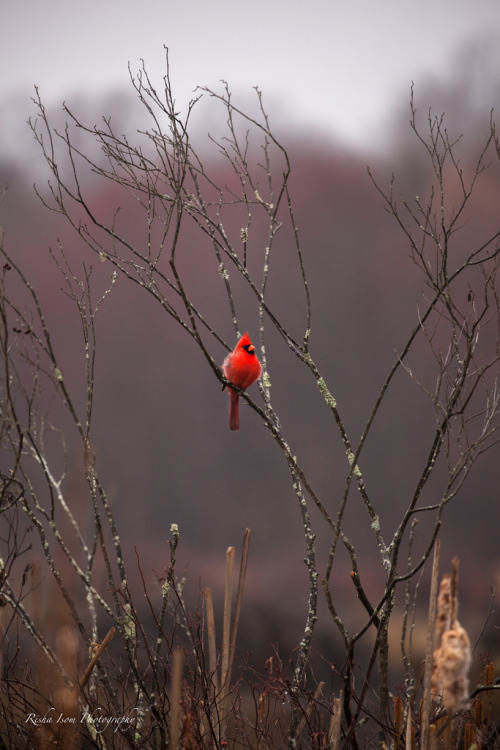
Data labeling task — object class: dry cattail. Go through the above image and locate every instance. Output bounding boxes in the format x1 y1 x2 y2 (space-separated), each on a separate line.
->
433 622 471 712
435 574 452 639
474 696 484 726
463 722 475 749
393 694 403 735
484 661 495 686
431 561 471 714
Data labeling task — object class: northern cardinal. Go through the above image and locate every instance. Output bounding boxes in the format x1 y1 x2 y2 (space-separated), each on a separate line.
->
222 331 261 431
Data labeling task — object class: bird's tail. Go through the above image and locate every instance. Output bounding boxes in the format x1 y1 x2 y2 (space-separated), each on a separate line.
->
228 388 240 431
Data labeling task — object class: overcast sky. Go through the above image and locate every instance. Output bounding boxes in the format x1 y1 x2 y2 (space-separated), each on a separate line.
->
1 0 500 154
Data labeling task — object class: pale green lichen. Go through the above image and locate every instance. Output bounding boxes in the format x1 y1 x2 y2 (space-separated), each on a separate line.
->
161 580 171 599
254 190 273 210
317 377 337 409
122 603 136 640
218 263 229 280
347 450 362 478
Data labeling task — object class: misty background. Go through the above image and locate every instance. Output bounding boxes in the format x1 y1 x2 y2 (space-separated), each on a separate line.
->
1 1 500 674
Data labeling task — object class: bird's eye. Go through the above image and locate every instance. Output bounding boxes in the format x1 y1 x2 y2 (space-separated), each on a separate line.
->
243 344 254 354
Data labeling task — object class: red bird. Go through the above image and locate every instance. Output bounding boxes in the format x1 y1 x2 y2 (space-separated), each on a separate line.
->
222 331 261 431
